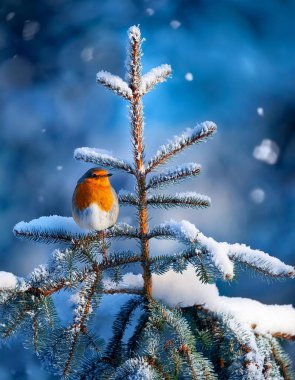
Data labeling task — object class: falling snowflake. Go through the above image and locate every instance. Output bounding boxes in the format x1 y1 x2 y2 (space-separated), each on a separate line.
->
81 47 94 62
253 139 279 165
22 20 40 41
185 72 193 81
56 165 63 171
257 107 264 117
170 20 181 29
250 188 265 204
6 12 15 21
146 8 155 16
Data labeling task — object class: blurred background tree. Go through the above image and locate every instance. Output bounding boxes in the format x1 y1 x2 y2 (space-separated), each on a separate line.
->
0 0 294 378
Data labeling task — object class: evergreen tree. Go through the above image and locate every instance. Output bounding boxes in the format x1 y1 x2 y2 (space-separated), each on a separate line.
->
1 25 294 379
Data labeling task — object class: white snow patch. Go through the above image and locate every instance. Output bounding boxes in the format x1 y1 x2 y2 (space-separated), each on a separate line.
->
104 273 143 290
153 265 219 307
0 271 17 290
253 139 279 165
212 296 295 336
110 265 295 336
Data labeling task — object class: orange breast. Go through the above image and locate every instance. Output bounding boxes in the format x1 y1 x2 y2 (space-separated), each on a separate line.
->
74 181 114 212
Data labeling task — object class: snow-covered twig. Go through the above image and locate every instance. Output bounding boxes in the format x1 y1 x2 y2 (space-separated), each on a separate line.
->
147 121 217 173
140 64 172 95
146 163 201 190
149 220 294 280
147 192 211 209
13 215 89 244
228 244 295 278
13 216 140 244
118 190 138 206
74 147 134 174
96 71 132 100
149 220 199 243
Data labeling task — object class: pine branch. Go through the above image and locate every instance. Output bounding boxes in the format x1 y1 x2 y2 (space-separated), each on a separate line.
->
118 190 139 206
64 270 102 378
96 70 132 100
193 305 264 379
13 215 88 244
127 25 152 298
147 192 211 209
110 357 163 380
106 223 140 239
270 338 294 380
140 64 172 95
256 335 283 379
148 220 198 244
146 121 217 174
14 217 140 244
74 147 134 174
106 297 143 365
146 163 201 190
102 288 143 295
228 246 295 279
149 301 216 379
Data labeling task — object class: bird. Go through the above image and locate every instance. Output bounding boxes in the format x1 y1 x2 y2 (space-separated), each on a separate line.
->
72 167 119 232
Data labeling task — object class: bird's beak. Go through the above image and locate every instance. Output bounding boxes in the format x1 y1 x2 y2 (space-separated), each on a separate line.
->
107 173 113 177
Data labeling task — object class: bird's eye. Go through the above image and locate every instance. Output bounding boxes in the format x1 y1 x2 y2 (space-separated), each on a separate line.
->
91 173 98 177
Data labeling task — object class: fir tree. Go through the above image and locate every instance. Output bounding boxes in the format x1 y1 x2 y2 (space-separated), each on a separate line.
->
1 25 294 379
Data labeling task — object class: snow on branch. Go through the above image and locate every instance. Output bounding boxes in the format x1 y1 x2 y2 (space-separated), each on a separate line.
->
140 64 172 95
0 271 18 290
197 233 295 280
96 71 132 100
13 216 140 244
151 266 295 338
128 25 141 42
74 148 134 174
147 192 211 209
146 163 201 190
149 220 294 280
227 244 295 278
106 223 140 240
118 189 138 206
146 121 217 173
13 216 88 244
112 266 295 337
111 357 160 379
149 220 199 243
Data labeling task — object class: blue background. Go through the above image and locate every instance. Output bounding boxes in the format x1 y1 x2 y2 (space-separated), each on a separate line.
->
0 0 294 377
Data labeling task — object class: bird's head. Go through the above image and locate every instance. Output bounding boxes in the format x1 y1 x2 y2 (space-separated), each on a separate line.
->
78 168 113 186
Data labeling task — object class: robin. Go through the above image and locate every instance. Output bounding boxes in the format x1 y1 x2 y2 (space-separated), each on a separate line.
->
72 167 119 232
